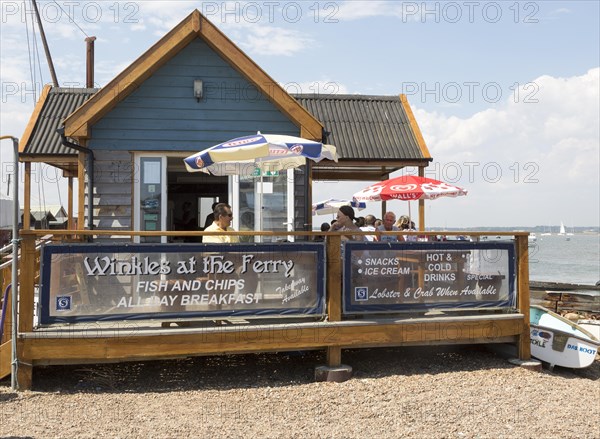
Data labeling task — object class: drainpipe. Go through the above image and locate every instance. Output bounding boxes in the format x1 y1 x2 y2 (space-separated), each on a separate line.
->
57 128 94 233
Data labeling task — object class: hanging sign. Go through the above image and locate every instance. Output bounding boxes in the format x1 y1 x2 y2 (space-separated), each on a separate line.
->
40 243 325 324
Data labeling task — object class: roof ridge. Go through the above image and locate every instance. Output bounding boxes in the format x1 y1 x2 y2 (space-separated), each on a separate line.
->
292 93 401 101
51 87 99 93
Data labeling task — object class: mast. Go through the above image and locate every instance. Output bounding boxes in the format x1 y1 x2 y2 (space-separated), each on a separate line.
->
31 0 59 87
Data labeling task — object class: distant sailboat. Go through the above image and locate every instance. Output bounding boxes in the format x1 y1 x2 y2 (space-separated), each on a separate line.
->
558 221 566 235
559 221 571 240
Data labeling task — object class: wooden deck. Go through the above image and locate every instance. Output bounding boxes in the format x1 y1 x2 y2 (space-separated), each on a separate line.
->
19 313 524 366
3 230 532 389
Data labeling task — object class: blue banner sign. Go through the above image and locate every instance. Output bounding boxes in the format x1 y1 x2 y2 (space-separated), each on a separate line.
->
343 241 516 313
40 243 325 324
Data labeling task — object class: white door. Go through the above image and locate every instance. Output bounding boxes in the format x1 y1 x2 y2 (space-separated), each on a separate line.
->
133 154 167 243
232 169 295 242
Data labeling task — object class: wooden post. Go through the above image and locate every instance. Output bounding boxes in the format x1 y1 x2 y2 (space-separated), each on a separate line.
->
516 235 531 360
77 152 86 230
0 264 12 357
23 162 31 230
326 234 342 366
16 233 36 389
418 167 425 231
68 176 74 230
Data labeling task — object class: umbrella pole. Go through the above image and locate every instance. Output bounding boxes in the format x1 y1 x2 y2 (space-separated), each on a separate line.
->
259 173 263 241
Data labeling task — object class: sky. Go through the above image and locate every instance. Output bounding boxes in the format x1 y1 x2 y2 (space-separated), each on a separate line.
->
0 0 599 228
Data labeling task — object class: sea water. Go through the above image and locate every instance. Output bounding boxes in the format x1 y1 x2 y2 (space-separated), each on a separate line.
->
528 234 600 286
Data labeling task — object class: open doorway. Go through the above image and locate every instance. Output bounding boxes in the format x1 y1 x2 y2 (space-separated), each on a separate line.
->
166 156 228 242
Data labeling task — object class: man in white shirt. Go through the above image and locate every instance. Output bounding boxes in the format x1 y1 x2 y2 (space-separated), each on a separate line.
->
376 211 403 242
360 214 377 241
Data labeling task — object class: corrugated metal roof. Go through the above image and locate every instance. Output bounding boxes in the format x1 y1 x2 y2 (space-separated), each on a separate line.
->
23 89 427 164
22 87 98 156
292 94 426 161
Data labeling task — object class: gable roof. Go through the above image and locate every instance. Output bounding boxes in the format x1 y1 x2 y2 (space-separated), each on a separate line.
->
63 10 323 141
20 86 98 156
21 88 433 180
294 94 432 180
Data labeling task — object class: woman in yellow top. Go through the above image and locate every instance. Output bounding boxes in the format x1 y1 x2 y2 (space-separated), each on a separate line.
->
203 203 239 243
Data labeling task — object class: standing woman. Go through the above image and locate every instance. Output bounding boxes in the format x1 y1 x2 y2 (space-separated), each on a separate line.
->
332 205 366 241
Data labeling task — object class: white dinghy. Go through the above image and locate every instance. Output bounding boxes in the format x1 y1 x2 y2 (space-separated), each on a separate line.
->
530 305 599 369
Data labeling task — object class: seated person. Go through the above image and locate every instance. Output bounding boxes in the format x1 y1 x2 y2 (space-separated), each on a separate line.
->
360 214 377 241
331 206 366 241
204 203 239 243
314 222 330 241
376 211 403 242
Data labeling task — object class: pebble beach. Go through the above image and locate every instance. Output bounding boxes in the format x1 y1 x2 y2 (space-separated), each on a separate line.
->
1 345 598 439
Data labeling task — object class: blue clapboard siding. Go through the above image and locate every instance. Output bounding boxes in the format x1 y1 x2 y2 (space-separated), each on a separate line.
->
88 39 299 151
87 150 132 236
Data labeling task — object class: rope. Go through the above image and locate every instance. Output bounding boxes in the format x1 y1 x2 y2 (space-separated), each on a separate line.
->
51 0 89 38
30 3 45 94
23 1 36 94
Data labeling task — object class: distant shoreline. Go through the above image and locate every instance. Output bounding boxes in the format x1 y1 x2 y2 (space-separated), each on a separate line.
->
530 280 600 292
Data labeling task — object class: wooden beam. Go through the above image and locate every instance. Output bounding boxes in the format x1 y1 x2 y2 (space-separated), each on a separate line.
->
68 176 74 230
307 162 313 231
18 84 51 153
64 13 198 139
326 235 342 322
21 316 525 363
314 159 428 168
0 261 11 341
0 341 11 380
516 235 531 360
20 229 530 239
19 155 78 163
312 170 394 181
23 162 31 230
17 234 36 389
418 167 425 231
400 94 432 159
77 152 86 230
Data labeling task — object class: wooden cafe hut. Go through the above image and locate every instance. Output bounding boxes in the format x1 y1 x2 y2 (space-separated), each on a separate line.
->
1 10 532 389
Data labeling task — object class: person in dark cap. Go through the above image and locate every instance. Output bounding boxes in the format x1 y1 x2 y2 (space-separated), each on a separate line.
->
331 205 365 241
314 222 330 242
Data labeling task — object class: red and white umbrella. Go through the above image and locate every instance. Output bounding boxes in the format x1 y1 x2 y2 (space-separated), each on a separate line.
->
353 175 467 202
353 176 467 223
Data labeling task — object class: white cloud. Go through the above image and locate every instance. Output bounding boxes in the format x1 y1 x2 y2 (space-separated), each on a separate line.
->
240 26 314 56
314 68 600 227
335 1 392 20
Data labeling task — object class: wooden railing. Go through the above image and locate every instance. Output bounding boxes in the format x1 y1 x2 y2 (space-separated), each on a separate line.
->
11 229 531 390
0 257 13 380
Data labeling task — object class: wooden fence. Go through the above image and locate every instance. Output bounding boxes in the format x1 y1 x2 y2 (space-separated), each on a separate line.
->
6 229 531 390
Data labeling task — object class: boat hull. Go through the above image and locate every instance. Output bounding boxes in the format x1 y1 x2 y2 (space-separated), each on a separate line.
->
577 320 600 340
530 306 599 369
